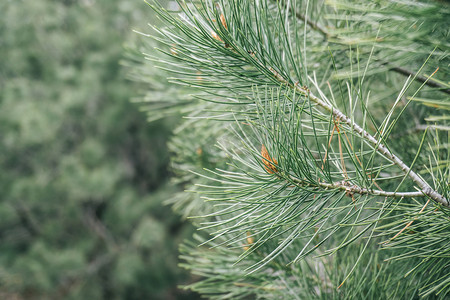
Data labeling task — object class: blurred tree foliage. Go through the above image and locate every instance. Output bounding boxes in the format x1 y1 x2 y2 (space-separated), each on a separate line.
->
0 0 197 299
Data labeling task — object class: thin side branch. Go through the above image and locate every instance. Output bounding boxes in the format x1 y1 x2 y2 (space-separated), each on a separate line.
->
293 11 328 39
289 175 425 199
388 65 450 94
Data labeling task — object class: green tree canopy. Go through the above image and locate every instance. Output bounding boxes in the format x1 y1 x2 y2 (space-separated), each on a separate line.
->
0 1 197 299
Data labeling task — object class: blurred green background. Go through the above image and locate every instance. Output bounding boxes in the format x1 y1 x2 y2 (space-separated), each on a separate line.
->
0 0 198 299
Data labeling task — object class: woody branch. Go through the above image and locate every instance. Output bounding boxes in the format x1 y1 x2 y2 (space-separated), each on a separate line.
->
267 67 448 206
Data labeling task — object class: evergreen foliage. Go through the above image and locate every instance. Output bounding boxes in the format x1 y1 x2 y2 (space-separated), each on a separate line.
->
0 1 197 299
136 0 449 298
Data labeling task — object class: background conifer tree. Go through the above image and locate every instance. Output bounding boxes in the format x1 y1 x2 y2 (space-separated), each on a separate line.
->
0 1 198 298
135 0 449 298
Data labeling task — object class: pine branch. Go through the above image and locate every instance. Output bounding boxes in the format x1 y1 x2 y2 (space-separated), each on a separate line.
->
266 67 448 206
297 87 448 206
143 1 450 298
262 61 450 207
288 175 425 199
150 0 448 206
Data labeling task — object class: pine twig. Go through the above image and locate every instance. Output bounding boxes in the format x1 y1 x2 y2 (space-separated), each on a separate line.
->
289 176 427 199
298 85 448 206
267 68 448 206
388 65 450 94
